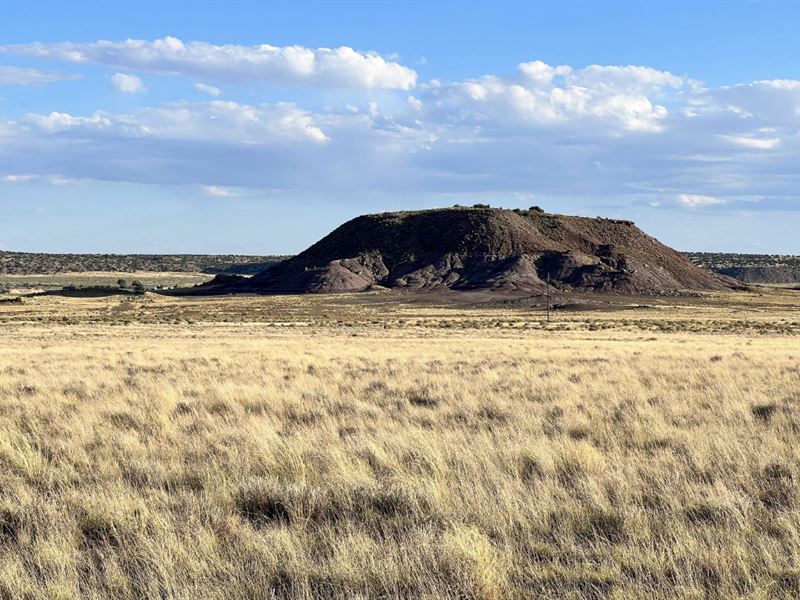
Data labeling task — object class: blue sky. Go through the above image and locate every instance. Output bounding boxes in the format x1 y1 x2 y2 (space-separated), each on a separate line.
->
1 0 799 254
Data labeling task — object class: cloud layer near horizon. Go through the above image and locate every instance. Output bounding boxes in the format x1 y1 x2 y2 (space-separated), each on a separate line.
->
1 38 799 214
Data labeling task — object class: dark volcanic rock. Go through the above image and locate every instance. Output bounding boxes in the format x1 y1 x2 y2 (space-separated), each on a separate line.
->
241 207 729 295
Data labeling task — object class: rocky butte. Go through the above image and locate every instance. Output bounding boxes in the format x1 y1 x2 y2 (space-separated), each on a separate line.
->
212 206 732 295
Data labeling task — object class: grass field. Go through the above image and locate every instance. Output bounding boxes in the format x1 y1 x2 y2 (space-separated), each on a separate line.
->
0 290 798 598
0 271 213 293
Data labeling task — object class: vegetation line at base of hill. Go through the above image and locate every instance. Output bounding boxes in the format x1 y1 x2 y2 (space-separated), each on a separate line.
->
0 252 289 275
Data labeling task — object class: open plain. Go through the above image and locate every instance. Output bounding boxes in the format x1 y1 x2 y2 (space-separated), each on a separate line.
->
0 288 798 598
6 2 800 597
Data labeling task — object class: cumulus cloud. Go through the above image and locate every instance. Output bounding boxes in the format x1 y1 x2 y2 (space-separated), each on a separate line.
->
25 111 113 132
0 100 345 192
518 60 572 84
110 72 146 93
424 60 686 132
690 79 800 124
22 100 330 144
194 82 221 96
406 96 423 111
0 65 78 85
575 64 686 92
1 37 417 90
1 56 800 214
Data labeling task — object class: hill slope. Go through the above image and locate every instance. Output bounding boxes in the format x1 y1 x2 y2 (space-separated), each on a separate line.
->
241 207 728 295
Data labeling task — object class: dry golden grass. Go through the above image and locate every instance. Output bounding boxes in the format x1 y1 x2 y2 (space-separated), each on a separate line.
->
0 292 798 598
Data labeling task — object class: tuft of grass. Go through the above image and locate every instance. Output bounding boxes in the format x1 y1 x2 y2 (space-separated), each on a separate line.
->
758 463 795 511
408 390 439 408
752 403 778 422
235 478 294 527
573 507 627 544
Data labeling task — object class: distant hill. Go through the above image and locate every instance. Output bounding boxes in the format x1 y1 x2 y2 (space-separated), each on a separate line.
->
686 252 800 284
227 207 730 295
0 252 289 275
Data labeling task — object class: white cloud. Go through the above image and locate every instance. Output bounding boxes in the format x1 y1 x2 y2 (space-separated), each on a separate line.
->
1 173 80 186
690 79 800 123
576 64 685 92
194 82 221 96
2 37 417 90
753 79 800 91
426 60 685 132
0 65 78 85
22 101 329 144
2 56 800 214
2 174 36 183
674 194 724 207
406 96 423 111
719 134 781 150
202 185 233 197
111 72 146 93
518 60 572 84
25 111 113 132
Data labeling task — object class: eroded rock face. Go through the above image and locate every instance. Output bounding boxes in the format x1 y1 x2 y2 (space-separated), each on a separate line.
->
242 207 729 295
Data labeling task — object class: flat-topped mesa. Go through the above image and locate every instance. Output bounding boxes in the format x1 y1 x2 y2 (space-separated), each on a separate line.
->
244 206 730 294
